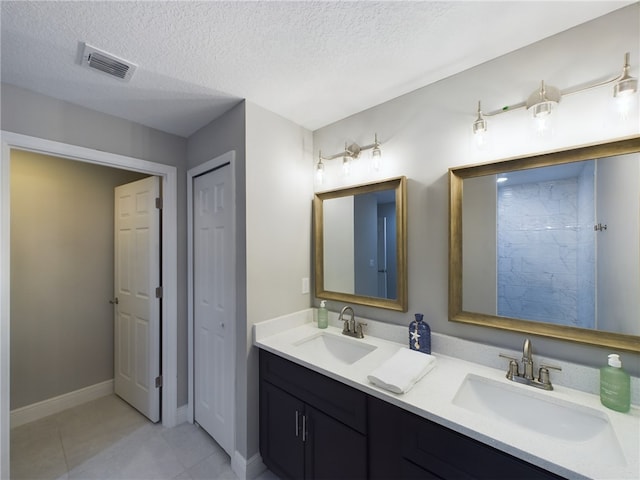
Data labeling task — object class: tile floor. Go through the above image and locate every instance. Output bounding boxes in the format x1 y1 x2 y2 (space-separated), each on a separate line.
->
10 395 279 480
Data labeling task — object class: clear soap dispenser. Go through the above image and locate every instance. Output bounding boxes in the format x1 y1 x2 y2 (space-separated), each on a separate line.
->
600 354 630 413
317 300 328 329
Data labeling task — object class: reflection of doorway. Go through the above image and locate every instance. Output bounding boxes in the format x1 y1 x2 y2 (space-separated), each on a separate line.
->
354 192 397 300
1 132 180 478
377 216 388 298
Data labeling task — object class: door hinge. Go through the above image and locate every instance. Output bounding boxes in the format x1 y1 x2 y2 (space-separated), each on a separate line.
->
155 197 163 209
155 286 163 298
155 376 163 388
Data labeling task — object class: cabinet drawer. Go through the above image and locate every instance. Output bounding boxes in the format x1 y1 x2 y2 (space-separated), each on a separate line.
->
259 349 367 433
401 410 564 480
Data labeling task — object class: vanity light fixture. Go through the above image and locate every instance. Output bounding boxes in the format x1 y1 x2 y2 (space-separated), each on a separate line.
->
315 152 325 184
613 52 638 118
371 134 382 172
614 52 638 98
315 134 382 184
473 52 638 140
526 80 561 134
342 142 352 176
472 101 488 146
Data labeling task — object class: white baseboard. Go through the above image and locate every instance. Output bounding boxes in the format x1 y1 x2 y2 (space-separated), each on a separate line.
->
10 379 114 429
232 451 266 480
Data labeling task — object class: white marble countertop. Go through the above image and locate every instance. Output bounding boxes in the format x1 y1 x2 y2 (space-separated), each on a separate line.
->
254 309 640 480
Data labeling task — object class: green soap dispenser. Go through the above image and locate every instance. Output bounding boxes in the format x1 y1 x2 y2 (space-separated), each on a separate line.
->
317 300 328 329
600 354 630 413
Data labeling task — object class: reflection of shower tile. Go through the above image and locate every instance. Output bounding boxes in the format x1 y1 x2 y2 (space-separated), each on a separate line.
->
497 175 586 324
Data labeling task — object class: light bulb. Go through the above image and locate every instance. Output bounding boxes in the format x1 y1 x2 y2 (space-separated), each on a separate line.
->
472 101 488 147
315 161 324 184
342 155 351 176
612 53 638 120
473 127 487 147
371 146 382 172
615 96 633 120
532 101 556 135
613 78 638 120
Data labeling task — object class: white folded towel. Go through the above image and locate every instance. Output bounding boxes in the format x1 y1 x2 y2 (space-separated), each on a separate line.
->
367 348 436 394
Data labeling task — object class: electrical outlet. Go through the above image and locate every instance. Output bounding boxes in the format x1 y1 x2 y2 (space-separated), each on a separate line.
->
302 277 310 294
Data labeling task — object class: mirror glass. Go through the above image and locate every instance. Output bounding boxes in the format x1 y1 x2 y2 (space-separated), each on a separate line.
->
314 177 407 311
450 137 640 352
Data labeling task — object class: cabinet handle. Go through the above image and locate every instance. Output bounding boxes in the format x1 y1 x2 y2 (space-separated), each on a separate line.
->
295 410 300 437
302 414 307 442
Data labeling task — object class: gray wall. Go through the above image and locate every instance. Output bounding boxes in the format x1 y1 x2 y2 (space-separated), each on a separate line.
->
245 101 313 460
10 151 146 408
313 5 640 376
1 84 186 165
187 101 249 456
1 83 190 405
187 100 314 463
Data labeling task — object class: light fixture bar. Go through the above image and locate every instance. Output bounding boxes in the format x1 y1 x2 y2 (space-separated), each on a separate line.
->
481 52 637 117
319 136 380 162
316 134 382 183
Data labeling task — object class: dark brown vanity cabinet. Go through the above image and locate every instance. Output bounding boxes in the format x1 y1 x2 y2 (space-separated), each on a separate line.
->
259 350 367 479
260 349 565 480
368 395 565 480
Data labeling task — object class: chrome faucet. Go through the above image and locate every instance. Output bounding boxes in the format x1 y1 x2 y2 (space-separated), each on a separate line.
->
522 338 534 380
499 338 561 391
339 305 366 339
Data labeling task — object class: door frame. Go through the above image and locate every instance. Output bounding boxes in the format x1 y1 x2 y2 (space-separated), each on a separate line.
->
186 150 237 429
0 131 179 478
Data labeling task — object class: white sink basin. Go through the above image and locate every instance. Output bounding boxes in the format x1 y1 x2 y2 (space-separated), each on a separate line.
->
293 332 377 365
453 374 625 463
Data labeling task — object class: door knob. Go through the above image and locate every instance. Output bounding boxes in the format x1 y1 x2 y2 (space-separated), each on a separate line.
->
109 298 119 305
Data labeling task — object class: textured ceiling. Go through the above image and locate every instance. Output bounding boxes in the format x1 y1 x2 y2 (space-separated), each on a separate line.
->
1 1 632 137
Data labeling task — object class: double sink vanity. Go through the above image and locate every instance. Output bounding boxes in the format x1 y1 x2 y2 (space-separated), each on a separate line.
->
256 136 640 479
254 309 639 479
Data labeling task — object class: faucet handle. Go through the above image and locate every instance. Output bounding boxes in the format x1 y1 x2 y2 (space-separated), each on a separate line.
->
499 353 520 380
539 363 562 371
355 322 367 339
538 363 561 387
342 319 350 334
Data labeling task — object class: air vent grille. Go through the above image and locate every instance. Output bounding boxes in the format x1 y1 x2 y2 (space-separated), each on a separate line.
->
87 51 130 79
80 43 137 82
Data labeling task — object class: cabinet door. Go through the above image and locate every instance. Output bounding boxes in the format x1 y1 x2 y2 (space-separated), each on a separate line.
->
260 382 305 480
368 395 403 478
305 405 367 480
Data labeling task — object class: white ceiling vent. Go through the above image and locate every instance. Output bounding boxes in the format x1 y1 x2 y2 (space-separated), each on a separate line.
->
80 43 137 82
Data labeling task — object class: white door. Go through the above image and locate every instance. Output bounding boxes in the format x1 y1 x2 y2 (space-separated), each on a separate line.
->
193 164 235 456
114 176 161 422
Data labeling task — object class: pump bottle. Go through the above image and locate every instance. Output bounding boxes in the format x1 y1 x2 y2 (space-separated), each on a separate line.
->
600 353 630 413
317 300 328 329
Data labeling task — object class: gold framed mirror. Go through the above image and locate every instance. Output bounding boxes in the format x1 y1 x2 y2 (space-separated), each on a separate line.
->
449 135 640 352
314 176 407 311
